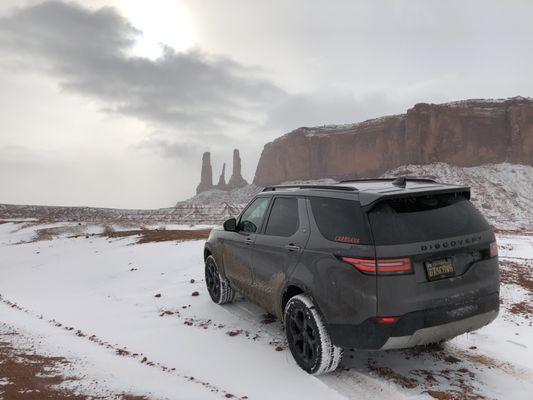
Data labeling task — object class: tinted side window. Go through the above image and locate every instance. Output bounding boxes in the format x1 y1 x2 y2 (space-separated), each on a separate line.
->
239 197 270 233
265 197 299 237
309 197 371 244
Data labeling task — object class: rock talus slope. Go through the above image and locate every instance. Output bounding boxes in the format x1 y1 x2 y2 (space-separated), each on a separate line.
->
382 163 533 230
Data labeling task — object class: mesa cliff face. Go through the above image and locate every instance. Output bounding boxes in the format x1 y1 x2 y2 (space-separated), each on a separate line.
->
253 97 533 185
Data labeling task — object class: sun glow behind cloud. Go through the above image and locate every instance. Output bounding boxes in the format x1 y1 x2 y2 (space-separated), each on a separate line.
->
117 0 195 59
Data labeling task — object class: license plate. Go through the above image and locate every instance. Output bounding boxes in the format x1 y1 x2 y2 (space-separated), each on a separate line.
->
425 258 455 281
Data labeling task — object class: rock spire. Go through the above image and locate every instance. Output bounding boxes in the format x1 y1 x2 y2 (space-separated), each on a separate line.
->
227 149 249 189
217 163 227 188
196 149 249 194
196 152 213 194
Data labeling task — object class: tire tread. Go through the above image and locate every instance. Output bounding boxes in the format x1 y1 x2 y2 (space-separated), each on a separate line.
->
284 294 343 375
206 255 235 305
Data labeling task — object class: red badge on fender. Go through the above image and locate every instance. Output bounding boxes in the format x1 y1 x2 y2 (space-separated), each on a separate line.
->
335 236 360 244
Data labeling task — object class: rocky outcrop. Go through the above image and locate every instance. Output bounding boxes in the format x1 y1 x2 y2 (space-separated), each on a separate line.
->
196 149 248 193
217 163 227 189
227 149 249 189
253 97 533 186
196 152 213 194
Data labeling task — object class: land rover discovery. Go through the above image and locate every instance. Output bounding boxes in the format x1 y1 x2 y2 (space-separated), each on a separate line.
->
203 178 499 375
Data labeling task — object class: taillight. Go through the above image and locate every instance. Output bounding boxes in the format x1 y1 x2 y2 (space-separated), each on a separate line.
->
489 242 498 258
340 257 412 275
373 316 400 324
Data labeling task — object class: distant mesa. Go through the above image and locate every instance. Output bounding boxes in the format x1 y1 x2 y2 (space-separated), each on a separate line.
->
253 96 533 186
196 149 249 194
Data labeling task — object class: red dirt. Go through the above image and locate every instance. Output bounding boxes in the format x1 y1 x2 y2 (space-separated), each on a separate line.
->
101 228 211 244
426 389 484 400
499 260 533 292
493 228 533 236
509 300 533 318
455 349 533 381
444 355 461 364
367 362 419 389
0 296 245 399
0 325 147 400
427 390 456 400
20 225 212 245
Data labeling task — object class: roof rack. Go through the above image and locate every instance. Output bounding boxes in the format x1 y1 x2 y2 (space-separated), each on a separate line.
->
339 177 437 184
262 185 356 192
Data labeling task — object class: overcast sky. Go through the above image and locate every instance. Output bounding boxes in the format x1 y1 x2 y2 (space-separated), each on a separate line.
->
1 0 532 208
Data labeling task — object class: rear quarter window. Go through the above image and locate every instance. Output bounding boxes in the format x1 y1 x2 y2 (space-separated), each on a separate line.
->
309 197 371 244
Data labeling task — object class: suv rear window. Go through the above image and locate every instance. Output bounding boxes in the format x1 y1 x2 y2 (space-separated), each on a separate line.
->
309 197 371 244
368 194 490 245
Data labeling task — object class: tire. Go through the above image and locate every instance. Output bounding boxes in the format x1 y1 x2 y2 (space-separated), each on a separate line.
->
205 255 235 305
284 294 343 375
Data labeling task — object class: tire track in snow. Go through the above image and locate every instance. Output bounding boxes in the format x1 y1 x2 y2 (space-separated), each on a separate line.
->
320 369 410 400
453 346 533 381
159 295 288 350
0 293 248 400
159 297 414 399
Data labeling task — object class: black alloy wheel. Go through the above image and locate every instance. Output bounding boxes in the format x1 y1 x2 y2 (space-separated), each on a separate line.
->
284 294 343 375
205 257 221 302
288 307 319 366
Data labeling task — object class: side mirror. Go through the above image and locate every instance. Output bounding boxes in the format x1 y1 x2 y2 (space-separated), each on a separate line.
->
239 220 257 233
223 217 237 232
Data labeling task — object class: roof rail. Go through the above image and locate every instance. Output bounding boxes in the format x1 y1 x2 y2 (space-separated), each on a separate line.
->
339 177 437 184
262 185 356 192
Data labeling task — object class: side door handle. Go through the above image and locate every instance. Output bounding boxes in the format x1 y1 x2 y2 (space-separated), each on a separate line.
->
285 243 300 252
245 237 253 245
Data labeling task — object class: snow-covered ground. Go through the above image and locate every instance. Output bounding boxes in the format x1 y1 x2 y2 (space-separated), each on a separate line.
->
0 220 532 399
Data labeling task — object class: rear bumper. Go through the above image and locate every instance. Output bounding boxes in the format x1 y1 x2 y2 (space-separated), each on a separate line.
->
327 291 499 349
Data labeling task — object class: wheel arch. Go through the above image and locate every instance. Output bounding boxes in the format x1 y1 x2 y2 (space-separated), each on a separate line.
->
281 284 305 315
281 281 330 324
203 244 230 281
204 246 212 261
281 282 323 320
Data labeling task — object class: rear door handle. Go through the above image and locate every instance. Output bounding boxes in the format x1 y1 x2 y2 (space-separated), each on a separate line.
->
285 244 300 252
245 237 253 245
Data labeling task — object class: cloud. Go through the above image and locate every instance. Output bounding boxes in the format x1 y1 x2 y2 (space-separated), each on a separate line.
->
137 137 198 160
0 1 410 160
262 90 404 133
0 1 286 137
0 145 45 168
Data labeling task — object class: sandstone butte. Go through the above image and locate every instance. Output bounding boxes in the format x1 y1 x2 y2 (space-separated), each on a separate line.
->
253 96 533 186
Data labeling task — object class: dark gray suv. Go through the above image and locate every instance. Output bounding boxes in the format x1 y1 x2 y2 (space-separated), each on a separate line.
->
203 178 500 375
